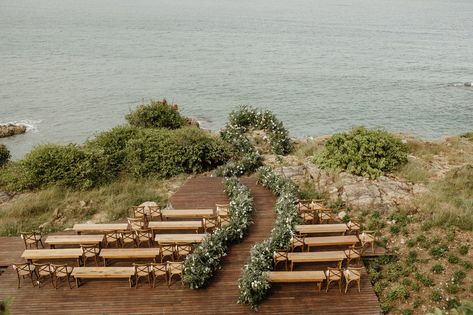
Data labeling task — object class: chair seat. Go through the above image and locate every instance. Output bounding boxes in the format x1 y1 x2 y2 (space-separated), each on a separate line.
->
344 269 361 281
325 270 341 280
17 270 32 276
154 270 166 276
83 253 97 258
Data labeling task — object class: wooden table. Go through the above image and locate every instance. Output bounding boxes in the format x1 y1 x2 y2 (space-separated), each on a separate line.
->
45 235 104 248
148 221 202 233
72 267 135 287
295 224 348 235
22 249 83 265
161 209 214 220
288 251 347 270
100 248 160 266
267 271 327 291
155 233 206 244
304 235 359 251
73 224 128 234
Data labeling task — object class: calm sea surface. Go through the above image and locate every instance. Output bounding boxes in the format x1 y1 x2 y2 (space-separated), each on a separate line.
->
1 0 472 158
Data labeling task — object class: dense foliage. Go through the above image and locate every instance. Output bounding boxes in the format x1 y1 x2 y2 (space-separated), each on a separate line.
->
314 126 408 178
125 99 188 129
183 177 254 288
0 144 10 167
238 166 300 309
126 127 230 178
217 106 292 176
19 144 114 190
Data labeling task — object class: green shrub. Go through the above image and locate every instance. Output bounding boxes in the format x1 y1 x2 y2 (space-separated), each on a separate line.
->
430 245 449 258
314 126 408 178
448 255 460 264
415 272 434 287
431 264 445 274
20 144 114 190
85 125 140 174
390 225 401 235
452 270 466 284
458 244 469 256
413 299 422 308
407 250 418 264
445 281 460 294
126 127 230 178
462 261 472 270
387 285 410 301
0 144 10 167
125 99 187 129
431 289 442 302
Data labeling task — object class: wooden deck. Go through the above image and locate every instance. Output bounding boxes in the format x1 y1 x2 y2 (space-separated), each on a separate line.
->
0 176 381 314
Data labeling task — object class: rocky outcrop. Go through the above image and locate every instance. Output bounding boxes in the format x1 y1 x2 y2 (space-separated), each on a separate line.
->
0 124 27 138
270 159 427 209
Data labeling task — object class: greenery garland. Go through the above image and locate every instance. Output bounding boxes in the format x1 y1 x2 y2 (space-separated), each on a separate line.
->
183 177 255 288
238 166 300 309
216 106 292 177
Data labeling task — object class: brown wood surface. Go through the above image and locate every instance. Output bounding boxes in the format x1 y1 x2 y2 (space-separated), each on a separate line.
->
100 248 160 259
45 235 104 246
21 248 83 260
295 224 348 234
268 271 326 282
72 267 135 278
148 221 202 232
0 176 381 314
73 223 129 233
154 233 206 244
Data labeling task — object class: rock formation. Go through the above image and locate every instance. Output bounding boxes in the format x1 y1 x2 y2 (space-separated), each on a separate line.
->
0 124 27 138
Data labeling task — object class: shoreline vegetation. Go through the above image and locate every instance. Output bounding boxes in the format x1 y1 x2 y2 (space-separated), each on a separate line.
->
0 101 472 314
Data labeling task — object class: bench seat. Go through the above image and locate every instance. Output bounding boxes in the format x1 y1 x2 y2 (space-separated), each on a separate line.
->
72 267 135 287
267 271 326 290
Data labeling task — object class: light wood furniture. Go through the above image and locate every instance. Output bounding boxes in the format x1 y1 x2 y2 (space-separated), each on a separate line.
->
51 264 74 289
174 243 193 261
215 203 229 217
81 245 101 266
359 231 376 253
135 229 154 247
73 224 128 234
22 249 83 265
133 263 153 288
151 263 167 287
20 232 44 249
104 231 121 248
159 243 175 263
325 267 342 292
346 221 361 235
288 251 346 271
304 235 359 251
203 216 219 233
290 234 305 252
72 267 135 287
167 261 184 287
267 271 327 291
45 235 104 249
161 209 215 220
219 215 231 227
148 221 202 233
100 248 160 266
344 246 362 267
155 234 206 245
120 230 136 248
295 224 349 235
344 267 363 293
34 263 54 288
12 263 36 288
273 251 289 270
128 217 147 230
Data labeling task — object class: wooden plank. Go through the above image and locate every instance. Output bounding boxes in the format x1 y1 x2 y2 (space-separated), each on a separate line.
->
100 248 160 259
148 221 202 232
73 224 128 233
268 271 326 282
288 251 346 270
45 235 104 247
21 249 82 260
161 209 215 219
72 267 134 279
154 234 206 244
295 224 348 234
304 235 359 251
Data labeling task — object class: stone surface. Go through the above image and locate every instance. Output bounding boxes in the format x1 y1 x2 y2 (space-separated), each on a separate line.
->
0 124 27 138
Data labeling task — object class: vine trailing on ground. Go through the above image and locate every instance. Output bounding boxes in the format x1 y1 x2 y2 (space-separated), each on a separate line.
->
238 166 300 309
183 177 255 288
216 106 292 177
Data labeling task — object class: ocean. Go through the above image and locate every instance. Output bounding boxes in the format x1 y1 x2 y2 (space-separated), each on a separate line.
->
1 0 472 159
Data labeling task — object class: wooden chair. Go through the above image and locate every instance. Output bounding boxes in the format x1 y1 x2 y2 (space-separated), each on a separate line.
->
290 234 305 252
297 200 313 212
359 231 376 254
318 208 334 224
346 221 361 235
132 206 149 224
203 216 219 233
174 243 193 261
167 261 184 287
151 263 167 287
325 267 343 292
80 244 101 266
133 263 153 288
128 217 147 230
273 250 289 271
215 203 230 217
105 231 121 248
159 243 175 262
344 246 362 267
12 263 36 288
343 267 363 293
20 232 44 249
135 229 154 248
299 210 318 224
51 264 74 289
34 263 54 288
218 215 231 227
148 205 162 221
120 230 137 248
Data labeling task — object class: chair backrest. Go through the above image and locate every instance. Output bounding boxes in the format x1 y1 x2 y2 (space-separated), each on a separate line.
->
51 264 73 277
81 244 100 256
34 263 52 276
133 263 151 276
148 205 162 216
151 263 167 274
128 217 146 230
345 267 363 280
291 234 305 244
105 231 121 242
20 232 40 247
175 243 193 256
297 200 312 212
203 216 219 230
167 262 183 274
120 230 136 243
12 262 35 274
135 228 153 239
326 267 342 280
215 203 229 217
133 206 147 218
218 215 231 227
273 250 288 261
360 231 375 245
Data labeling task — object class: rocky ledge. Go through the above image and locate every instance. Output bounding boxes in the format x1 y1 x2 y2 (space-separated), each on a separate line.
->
0 124 27 138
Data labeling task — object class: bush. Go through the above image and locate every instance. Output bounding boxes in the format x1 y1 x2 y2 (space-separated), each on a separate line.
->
125 99 187 129
387 285 410 301
20 144 114 190
458 244 469 256
314 127 408 179
85 125 140 174
126 127 230 178
0 144 10 167
431 264 445 274
431 289 442 302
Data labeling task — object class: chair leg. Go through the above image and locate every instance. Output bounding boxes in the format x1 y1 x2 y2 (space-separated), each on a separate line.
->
148 274 152 288
339 280 342 293
67 276 73 289
325 280 330 293
345 280 349 293
17 274 21 288
358 280 361 293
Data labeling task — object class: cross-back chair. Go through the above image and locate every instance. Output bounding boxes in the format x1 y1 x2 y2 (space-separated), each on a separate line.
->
51 264 74 289
80 244 101 266
167 261 184 287
20 232 44 249
12 263 36 288
325 267 343 292
344 267 363 293
133 263 153 288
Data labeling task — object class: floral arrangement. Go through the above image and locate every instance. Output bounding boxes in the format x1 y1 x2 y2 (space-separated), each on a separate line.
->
238 166 300 309
183 177 255 288
216 106 292 176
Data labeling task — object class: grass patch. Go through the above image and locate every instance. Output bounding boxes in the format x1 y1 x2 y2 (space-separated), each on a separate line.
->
395 158 432 183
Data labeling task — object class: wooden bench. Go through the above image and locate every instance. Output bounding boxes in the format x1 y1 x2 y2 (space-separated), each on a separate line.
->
45 235 104 248
295 224 349 235
148 221 202 233
72 267 135 287
100 248 160 266
73 224 129 234
161 209 215 220
22 249 83 265
304 235 359 251
267 271 327 291
288 251 346 271
155 233 206 244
